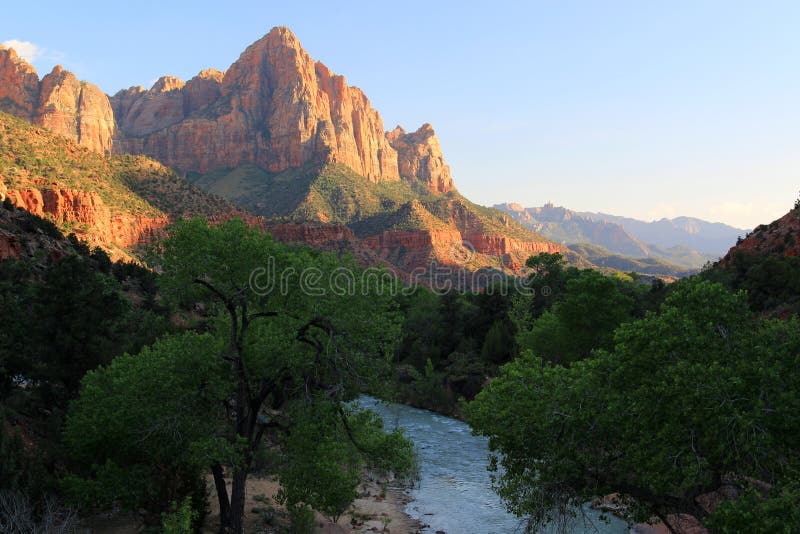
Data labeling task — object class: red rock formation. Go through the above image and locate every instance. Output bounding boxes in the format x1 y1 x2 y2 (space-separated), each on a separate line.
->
111 27 405 182
0 46 39 118
6 187 168 250
465 233 562 257
184 69 224 113
387 124 455 194
723 209 800 260
0 48 114 153
112 76 187 137
2 30 458 196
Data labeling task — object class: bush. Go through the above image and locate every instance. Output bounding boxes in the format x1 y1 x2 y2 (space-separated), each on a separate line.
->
161 497 198 534
287 503 316 534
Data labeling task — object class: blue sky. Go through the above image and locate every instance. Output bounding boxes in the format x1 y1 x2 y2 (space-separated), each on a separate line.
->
3 1 799 229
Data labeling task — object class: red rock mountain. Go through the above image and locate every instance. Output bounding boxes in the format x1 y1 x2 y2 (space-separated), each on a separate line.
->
110 27 453 193
0 28 565 277
0 46 114 153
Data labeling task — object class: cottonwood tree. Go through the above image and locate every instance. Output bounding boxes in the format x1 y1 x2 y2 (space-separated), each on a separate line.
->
468 280 800 532
66 219 414 533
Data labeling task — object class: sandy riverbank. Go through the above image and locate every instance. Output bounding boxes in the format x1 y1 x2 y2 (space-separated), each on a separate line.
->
203 474 424 533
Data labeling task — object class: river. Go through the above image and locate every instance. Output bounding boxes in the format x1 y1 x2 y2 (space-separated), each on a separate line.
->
357 396 629 534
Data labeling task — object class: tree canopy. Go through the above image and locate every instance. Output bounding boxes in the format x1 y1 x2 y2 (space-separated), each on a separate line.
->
468 279 800 531
64 218 415 532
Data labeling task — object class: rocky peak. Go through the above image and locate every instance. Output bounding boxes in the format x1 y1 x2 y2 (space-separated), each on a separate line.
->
0 45 40 119
35 65 115 153
2 27 460 196
387 123 455 194
151 75 185 93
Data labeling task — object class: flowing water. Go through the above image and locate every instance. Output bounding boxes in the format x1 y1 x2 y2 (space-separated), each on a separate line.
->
357 396 629 534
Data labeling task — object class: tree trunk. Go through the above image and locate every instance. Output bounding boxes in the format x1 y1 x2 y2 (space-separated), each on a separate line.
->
211 463 231 532
230 468 248 534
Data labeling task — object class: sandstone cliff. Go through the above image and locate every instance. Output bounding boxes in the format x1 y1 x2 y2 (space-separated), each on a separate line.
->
1 29 457 195
387 124 455 194
108 27 458 194
0 46 114 153
5 187 167 249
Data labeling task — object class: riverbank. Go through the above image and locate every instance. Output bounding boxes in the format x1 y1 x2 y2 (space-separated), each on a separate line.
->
203 474 423 533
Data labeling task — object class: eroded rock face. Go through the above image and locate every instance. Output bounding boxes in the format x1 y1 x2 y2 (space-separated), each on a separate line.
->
387 124 455 194
36 66 115 154
0 48 115 153
2 30 458 195
111 76 187 137
112 27 404 181
723 210 800 260
0 46 40 118
6 187 168 250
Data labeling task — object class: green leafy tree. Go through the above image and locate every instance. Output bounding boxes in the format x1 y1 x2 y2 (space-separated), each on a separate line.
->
63 332 230 526
518 270 635 364
468 280 800 531
147 218 409 532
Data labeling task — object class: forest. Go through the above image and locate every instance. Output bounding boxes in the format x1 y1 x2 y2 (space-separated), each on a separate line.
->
2 199 799 533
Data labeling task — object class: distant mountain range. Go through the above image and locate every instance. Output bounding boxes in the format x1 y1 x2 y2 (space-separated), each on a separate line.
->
495 202 748 272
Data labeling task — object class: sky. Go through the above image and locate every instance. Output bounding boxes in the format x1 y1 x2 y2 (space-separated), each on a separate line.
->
3 1 799 229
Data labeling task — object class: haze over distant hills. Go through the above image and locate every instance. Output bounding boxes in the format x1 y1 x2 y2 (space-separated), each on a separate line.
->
496 202 748 272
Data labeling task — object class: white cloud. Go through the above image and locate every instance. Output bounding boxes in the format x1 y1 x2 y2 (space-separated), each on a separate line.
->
1 39 45 63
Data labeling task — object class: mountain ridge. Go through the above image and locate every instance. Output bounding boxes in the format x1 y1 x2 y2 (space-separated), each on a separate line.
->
496 202 741 271
0 27 567 279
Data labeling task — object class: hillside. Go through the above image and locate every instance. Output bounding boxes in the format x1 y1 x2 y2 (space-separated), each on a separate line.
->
0 112 251 258
192 162 565 274
700 202 800 316
722 206 800 259
567 243 696 278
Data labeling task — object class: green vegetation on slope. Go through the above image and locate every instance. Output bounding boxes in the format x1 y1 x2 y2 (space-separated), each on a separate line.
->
190 162 555 244
0 112 159 217
0 112 245 252
568 242 696 278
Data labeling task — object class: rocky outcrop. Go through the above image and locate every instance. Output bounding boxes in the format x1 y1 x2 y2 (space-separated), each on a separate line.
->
35 66 115 153
723 209 800 260
387 124 455 194
2 30 458 195
184 69 224 113
109 27 461 191
111 76 187 137
0 46 39 118
0 47 114 153
5 187 168 250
